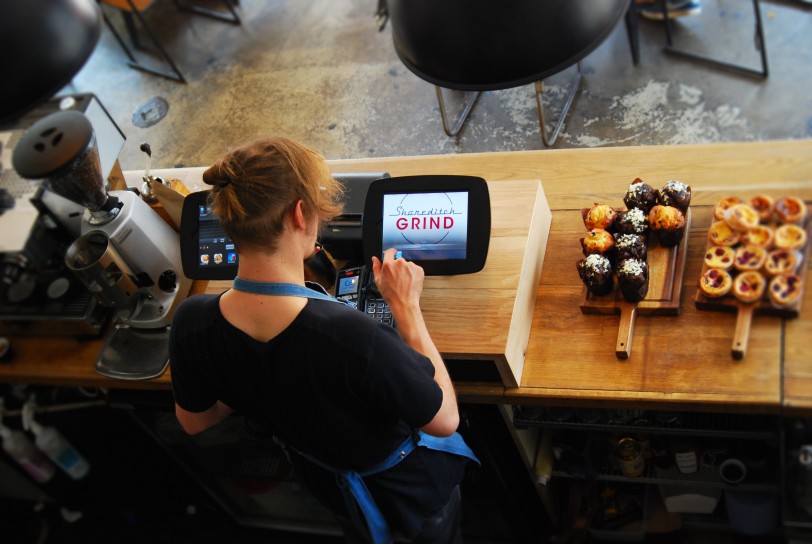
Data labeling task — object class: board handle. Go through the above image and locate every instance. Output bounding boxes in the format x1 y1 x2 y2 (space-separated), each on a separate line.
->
616 302 638 359
732 303 756 360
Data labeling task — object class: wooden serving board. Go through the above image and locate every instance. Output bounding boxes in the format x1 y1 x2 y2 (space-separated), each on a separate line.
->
695 215 811 360
580 208 692 359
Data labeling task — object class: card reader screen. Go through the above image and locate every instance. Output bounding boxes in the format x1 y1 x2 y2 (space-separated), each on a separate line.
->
381 192 468 261
337 275 359 296
198 204 237 269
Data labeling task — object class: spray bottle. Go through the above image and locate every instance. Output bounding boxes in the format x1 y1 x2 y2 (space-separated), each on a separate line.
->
23 402 90 480
0 400 56 483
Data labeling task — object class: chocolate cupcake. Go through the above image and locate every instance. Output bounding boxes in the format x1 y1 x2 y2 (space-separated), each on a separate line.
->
617 258 649 303
648 205 686 247
581 229 616 260
614 233 647 261
615 208 649 236
577 254 614 296
623 178 658 213
657 180 691 212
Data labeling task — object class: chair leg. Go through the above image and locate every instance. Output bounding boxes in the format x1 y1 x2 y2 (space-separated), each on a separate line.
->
171 0 241 24
661 0 768 79
625 5 640 66
115 0 187 82
535 61 582 147
435 87 481 137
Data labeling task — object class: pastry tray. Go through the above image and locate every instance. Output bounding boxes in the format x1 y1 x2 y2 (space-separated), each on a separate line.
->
694 214 811 360
580 208 691 359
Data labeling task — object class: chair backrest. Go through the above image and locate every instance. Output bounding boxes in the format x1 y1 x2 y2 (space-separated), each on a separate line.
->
388 0 629 91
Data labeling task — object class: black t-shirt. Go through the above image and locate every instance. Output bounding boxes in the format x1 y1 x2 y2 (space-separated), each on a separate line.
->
170 293 442 469
170 293 470 536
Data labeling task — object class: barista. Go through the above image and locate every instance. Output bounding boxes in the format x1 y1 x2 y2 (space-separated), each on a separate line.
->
169 136 478 543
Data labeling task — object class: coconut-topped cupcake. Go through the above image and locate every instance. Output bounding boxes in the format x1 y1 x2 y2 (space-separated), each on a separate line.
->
577 254 614 296
617 258 649 302
657 180 691 212
615 208 649 236
623 178 658 213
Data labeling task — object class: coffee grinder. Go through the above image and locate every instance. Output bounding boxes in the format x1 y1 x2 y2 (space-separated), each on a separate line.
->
12 110 192 379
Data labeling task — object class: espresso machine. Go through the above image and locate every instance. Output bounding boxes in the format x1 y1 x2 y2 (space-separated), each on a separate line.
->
12 110 192 379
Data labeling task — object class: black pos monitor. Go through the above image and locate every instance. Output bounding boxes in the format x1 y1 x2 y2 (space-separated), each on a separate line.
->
362 175 490 276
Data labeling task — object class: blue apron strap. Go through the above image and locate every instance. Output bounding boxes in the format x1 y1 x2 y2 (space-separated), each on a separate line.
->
416 431 481 466
232 277 341 303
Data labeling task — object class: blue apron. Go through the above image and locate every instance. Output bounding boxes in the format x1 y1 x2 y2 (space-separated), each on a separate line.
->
232 277 480 544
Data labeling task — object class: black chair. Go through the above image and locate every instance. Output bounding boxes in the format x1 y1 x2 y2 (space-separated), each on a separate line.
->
381 0 630 146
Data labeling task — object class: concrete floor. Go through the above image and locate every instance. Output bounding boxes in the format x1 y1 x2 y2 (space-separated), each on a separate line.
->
63 0 812 175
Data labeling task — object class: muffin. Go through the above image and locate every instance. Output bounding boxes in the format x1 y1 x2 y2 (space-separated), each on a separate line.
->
583 204 617 231
764 249 800 276
704 246 735 270
733 244 767 272
577 254 614 296
774 224 808 251
774 196 808 224
617 258 649 302
708 220 741 247
741 225 774 249
724 204 760 232
768 274 803 307
749 194 774 222
581 229 616 259
732 271 767 303
713 197 743 221
648 205 686 247
699 268 733 298
657 180 691 212
623 178 658 213
615 208 649 236
614 233 647 261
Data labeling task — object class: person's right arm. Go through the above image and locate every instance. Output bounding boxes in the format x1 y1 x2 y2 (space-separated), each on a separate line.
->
371 249 459 437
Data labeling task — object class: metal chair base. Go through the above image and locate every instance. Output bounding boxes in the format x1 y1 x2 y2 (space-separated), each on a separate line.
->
660 0 768 79
434 60 583 147
172 0 241 24
435 88 481 137
101 1 186 83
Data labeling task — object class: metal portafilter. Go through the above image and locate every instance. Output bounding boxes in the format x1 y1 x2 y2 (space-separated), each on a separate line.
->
65 231 139 320
12 110 120 224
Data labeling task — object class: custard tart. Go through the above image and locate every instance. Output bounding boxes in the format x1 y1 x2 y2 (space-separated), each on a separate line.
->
704 246 735 270
708 220 741 247
699 268 733 298
713 196 743 221
774 224 808 251
741 225 774 249
724 204 760 232
768 274 803 307
749 194 774 222
774 196 808 224
764 249 799 276
733 245 767 272
732 271 766 303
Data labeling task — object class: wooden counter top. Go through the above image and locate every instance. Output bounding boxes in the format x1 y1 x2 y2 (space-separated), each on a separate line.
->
1 140 810 412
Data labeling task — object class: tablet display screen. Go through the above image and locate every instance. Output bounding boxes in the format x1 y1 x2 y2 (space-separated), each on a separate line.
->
382 191 469 261
197 203 238 270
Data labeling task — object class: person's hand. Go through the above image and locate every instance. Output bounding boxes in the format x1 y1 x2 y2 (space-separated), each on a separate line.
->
370 248 424 312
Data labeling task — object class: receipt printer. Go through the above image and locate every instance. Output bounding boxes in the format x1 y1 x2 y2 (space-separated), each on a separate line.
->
321 172 389 260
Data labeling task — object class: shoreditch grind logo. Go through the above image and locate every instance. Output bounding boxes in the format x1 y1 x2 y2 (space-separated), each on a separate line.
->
385 192 468 248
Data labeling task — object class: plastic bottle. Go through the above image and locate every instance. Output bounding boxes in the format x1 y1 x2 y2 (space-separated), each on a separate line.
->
0 422 56 483
25 409 90 481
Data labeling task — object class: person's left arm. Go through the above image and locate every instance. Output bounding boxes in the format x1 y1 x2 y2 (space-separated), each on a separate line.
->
175 401 233 435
